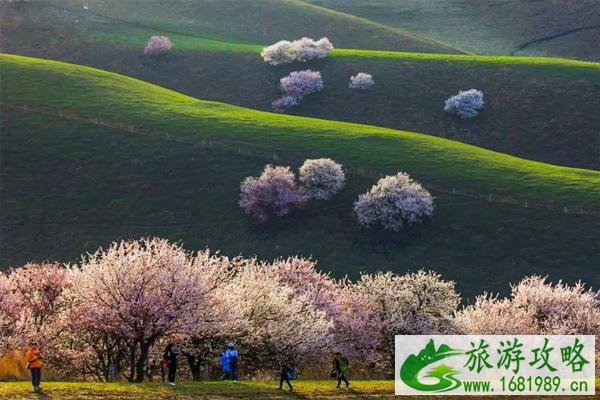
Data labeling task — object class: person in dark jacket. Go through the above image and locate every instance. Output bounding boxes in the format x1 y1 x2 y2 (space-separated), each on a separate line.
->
278 360 295 391
163 343 179 386
333 352 350 388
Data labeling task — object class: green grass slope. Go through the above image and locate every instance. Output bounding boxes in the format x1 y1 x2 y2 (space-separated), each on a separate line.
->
1 54 599 298
304 0 600 61
2 0 599 169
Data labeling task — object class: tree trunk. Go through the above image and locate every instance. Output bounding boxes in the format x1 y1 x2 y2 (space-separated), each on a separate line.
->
134 342 151 383
187 354 202 381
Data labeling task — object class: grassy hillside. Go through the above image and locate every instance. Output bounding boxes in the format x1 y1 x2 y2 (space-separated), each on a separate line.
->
1 54 599 298
2 1 599 169
304 0 600 61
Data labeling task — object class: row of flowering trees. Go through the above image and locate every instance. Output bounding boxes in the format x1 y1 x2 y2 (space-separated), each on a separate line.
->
239 161 434 231
1 238 598 381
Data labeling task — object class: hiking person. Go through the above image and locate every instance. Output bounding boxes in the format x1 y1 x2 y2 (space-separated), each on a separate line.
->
162 343 179 386
219 350 231 380
24 341 44 392
278 360 295 391
333 352 350 388
223 343 239 382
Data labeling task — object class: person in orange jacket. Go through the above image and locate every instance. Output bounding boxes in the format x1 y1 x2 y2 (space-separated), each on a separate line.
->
24 341 44 392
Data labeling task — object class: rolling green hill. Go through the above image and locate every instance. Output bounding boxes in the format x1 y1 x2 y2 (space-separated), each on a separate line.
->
1 54 599 298
304 0 600 61
2 0 599 169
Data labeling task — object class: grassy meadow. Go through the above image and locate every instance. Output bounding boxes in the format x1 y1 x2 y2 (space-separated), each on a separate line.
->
1 54 598 298
305 0 600 60
1 380 600 400
1 1 599 169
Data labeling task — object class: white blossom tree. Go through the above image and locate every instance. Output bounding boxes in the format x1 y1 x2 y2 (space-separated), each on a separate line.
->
299 158 345 200
349 270 460 374
261 37 333 65
354 172 434 231
444 89 484 118
349 73 374 90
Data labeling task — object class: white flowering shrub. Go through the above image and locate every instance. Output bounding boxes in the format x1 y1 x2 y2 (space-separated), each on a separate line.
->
354 172 434 231
271 96 299 113
261 37 334 65
260 40 298 66
299 158 345 200
444 89 484 119
280 70 323 99
349 73 374 90
143 36 173 55
239 165 308 223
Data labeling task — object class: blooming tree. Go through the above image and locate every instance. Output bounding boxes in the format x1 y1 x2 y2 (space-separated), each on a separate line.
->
299 158 345 200
352 271 460 373
261 37 333 66
0 263 72 368
69 238 212 382
458 276 600 375
354 172 434 231
216 262 332 371
143 36 173 55
444 89 484 119
239 164 308 223
271 95 299 113
349 73 374 90
280 70 323 99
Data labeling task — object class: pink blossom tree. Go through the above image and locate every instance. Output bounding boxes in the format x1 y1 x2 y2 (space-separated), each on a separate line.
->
271 95 298 113
279 70 323 99
68 238 212 382
0 262 72 370
354 172 434 231
261 37 333 66
143 36 173 55
239 164 308 223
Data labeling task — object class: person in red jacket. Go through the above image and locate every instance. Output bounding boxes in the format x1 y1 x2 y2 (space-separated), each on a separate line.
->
24 341 44 392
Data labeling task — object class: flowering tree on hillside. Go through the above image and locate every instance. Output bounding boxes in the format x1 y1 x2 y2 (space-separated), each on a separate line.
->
299 158 345 200
349 73 374 90
143 36 173 55
261 37 333 66
354 172 434 231
68 238 212 382
271 95 299 113
239 165 308 223
444 89 484 118
280 70 324 99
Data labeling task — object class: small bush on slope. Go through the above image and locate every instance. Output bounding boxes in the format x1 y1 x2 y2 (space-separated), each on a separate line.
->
349 73 374 90
299 158 345 200
444 89 484 119
143 36 173 55
354 172 434 231
239 165 308 223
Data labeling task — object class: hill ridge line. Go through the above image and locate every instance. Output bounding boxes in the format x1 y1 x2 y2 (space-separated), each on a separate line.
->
4 102 598 218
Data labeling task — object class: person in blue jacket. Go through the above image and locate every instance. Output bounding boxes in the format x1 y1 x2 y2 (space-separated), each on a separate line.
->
219 350 231 380
278 360 295 391
223 343 239 381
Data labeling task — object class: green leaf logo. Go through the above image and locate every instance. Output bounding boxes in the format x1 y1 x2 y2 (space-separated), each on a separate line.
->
400 339 464 392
